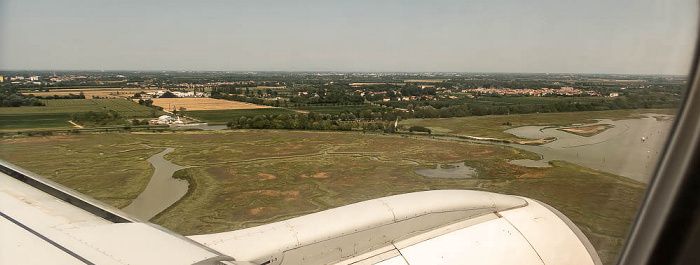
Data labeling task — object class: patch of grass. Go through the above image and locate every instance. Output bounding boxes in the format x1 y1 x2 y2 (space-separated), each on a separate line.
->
0 113 73 130
0 99 163 130
186 109 297 123
0 133 158 208
401 109 677 141
0 130 648 265
0 99 160 118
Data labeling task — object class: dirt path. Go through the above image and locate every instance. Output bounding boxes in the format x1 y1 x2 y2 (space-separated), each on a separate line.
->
67 120 84 128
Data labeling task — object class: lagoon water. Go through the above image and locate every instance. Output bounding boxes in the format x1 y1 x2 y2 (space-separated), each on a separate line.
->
505 114 673 183
415 162 478 179
122 148 188 220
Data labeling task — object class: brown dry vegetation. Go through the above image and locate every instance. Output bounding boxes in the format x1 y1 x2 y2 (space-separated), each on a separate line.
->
258 173 276 181
146 98 272 111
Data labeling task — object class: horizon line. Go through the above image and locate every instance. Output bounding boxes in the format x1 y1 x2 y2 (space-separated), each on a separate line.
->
0 69 689 76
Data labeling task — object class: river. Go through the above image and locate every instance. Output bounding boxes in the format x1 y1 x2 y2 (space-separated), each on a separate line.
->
122 148 189 220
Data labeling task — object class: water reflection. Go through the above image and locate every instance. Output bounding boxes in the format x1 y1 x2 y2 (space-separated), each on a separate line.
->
415 162 478 179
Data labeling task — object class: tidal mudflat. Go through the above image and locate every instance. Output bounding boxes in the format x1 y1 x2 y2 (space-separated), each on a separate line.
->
505 114 673 183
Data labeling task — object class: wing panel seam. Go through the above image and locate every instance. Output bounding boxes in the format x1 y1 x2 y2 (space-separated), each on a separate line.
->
0 211 96 265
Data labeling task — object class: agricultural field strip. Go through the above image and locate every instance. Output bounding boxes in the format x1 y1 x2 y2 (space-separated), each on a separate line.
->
0 99 159 118
148 98 272 111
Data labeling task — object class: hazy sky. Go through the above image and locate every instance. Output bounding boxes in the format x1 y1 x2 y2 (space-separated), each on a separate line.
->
1 0 697 74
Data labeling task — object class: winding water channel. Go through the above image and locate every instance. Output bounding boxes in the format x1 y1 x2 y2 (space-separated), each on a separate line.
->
122 148 189 220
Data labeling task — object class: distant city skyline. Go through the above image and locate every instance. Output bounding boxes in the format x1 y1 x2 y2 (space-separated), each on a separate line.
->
1 0 698 75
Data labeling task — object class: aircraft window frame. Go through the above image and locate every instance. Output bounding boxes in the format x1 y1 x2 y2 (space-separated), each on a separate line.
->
617 15 700 265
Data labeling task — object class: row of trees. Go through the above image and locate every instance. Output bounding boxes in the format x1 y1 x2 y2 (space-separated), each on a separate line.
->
70 110 124 126
227 113 353 131
0 92 44 107
226 113 399 133
316 94 679 122
211 91 278 107
33 93 85 100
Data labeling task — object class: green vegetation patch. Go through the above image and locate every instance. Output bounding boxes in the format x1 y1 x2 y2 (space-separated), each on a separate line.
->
0 113 73 130
0 99 160 118
0 99 163 130
0 133 158 208
186 109 297 123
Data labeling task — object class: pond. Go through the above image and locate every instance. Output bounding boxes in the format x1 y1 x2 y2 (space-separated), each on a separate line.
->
415 162 478 179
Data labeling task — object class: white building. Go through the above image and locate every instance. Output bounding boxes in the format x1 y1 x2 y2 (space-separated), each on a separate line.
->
151 115 176 125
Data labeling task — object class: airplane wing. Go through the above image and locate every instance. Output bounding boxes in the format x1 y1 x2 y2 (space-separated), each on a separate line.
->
0 159 600 265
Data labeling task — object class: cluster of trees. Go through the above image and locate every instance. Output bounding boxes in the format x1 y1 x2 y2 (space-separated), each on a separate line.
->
70 110 125 126
404 97 677 119
137 99 154 106
211 91 279 107
226 112 399 133
290 84 365 105
131 119 150 126
408 126 432 134
0 92 45 107
227 113 353 131
33 93 85 100
287 83 439 105
214 86 280 98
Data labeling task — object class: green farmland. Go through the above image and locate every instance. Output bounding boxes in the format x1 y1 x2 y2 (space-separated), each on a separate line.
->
0 113 73 130
0 99 163 130
0 99 159 117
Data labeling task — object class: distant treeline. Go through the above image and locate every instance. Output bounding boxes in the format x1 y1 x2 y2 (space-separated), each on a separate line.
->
0 90 45 107
219 94 678 131
227 113 352 131
226 112 398 133
408 95 677 118
211 91 281 107
33 93 85 100
71 110 125 126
